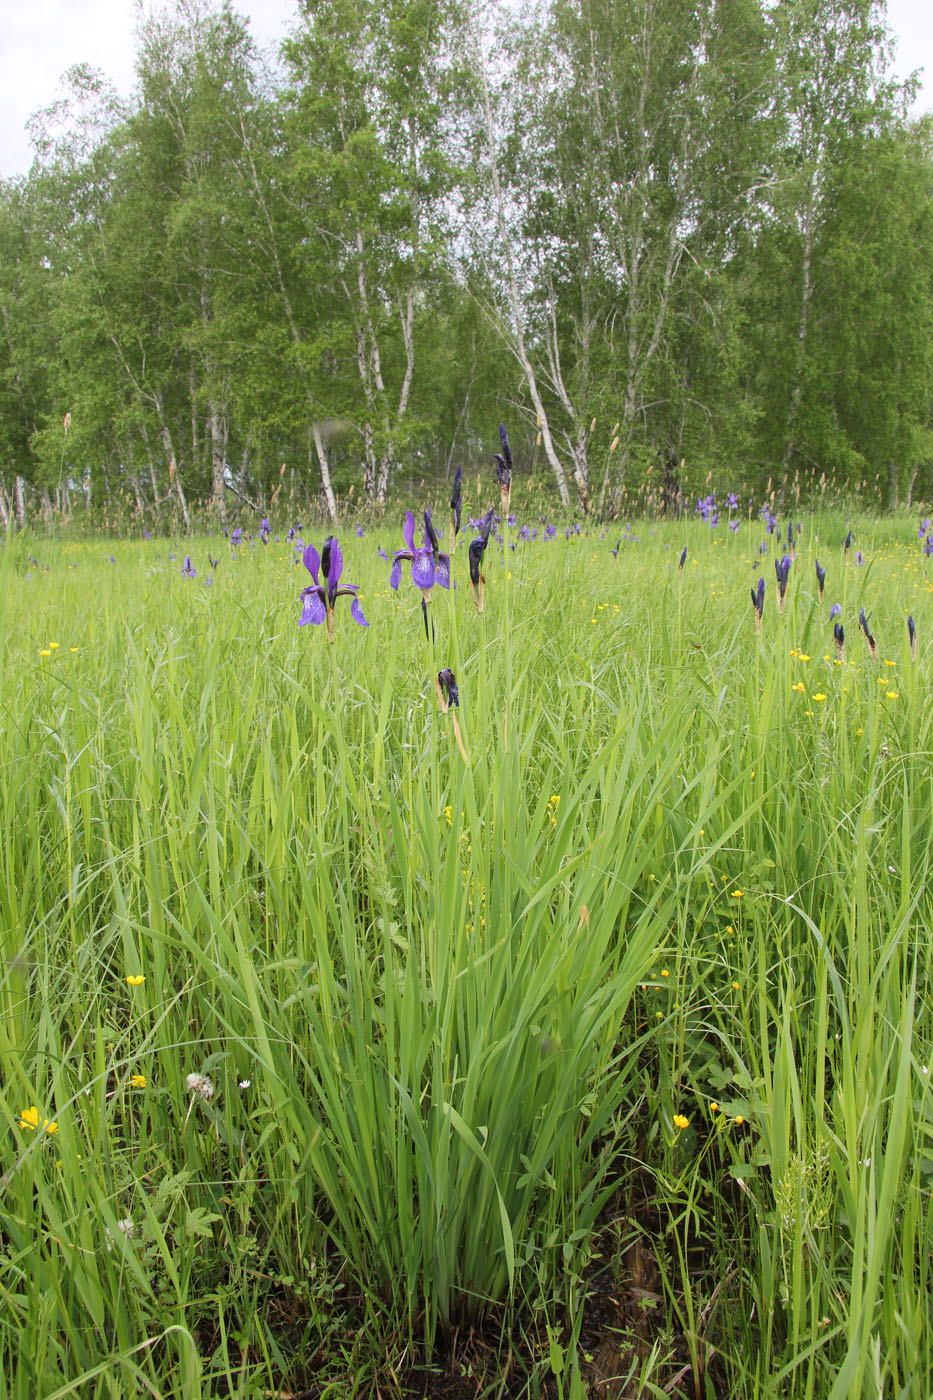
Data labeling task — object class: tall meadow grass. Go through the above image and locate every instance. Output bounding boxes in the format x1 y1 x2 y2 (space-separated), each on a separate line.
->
0 515 930 1397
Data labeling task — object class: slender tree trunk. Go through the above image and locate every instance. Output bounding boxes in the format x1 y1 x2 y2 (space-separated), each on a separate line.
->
0 480 10 531
15 476 26 528
469 8 571 507
209 400 227 520
311 422 338 522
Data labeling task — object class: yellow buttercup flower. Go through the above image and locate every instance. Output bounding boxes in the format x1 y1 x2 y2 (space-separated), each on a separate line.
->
18 1105 58 1134
130 1074 147 1089
126 974 145 987
813 692 827 702
673 1114 690 1130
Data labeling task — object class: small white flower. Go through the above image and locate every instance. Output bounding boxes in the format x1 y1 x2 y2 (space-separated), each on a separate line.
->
238 1079 251 1089
104 1218 136 1252
186 1073 214 1101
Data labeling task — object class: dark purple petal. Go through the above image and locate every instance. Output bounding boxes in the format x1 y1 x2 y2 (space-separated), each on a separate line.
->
499 423 512 471
411 549 436 591
402 510 416 553
324 536 344 604
350 595 369 627
303 543 321 581
424 507 440 555
390 557 402 590
435 554 451 590
299 587 326 626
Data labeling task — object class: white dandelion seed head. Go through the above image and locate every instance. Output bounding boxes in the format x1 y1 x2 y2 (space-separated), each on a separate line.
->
186 1073 214 1101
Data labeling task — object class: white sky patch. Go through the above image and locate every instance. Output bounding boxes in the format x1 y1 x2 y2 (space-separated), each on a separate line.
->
0 0 299 179
1 0 931 179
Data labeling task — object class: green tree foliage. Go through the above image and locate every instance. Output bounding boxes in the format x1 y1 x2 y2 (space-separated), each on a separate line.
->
3 0 933 527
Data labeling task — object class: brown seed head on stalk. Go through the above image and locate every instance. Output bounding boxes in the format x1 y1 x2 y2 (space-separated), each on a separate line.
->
63 411 71 434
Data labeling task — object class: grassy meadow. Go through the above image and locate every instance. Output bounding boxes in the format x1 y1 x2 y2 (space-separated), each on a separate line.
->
1 504 932 1398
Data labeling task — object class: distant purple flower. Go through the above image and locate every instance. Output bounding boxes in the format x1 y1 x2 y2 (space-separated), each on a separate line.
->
378 547 388 561
356 524 364 538
300 537 368 641
544 523 556 541
679 546 687 572
727 493 739 510
729 520 739 533
844 529 853 555
815 559 825 597
751 577 765 632
181 556 196 577
834 621 845 655
856 551 864 566
231 528 243 548
908 614 917 660
829 603 841 620
208 554 219 570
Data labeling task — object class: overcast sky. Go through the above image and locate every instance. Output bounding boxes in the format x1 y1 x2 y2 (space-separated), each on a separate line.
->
1 0 931 180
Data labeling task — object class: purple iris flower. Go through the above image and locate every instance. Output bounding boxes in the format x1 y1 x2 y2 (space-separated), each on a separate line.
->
437 668 459 709
231 528 243 548
859 607 876 658
494 424 512 497
727 493 739 510
815 559 825 597
468 509 495 611
300 537 368 641
751 577 765 631
378 547 388 561
390 509 451 593
208 554 219 570
909 614 917 660
729 520 739 533
182 556 196 577
679 546 687 571
775 554 791 607
830 602 842 620
844 529 853 555
450 465 462 546
834 621 845 655
356 524 365 538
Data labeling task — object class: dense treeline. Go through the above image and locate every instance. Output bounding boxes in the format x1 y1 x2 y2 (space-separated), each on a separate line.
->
1 0 932 528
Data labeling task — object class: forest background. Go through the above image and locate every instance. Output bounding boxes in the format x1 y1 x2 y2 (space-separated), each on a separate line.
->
2 0 933 530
